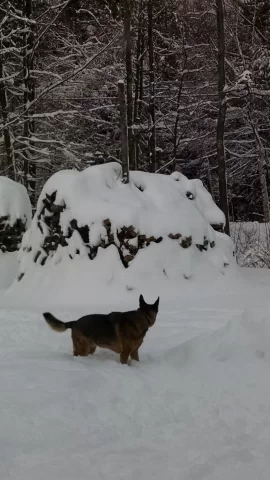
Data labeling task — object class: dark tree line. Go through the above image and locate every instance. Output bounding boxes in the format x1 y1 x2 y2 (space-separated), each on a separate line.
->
0 0 270 227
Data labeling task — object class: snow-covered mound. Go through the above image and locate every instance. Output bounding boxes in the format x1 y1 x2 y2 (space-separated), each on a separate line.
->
0 177 32 253
17 162 233 287
161 309 270 368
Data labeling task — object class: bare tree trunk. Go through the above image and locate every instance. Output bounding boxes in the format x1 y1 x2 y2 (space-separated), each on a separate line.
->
23 0 36 196
118 80 129 184
0 36 15 178
208 163 215 201
173 44 187 172
147 0 156 173
257 153 270 223
215 0 230 235
249 116 270 222
138 27 144 122
133 0 144 170
123 0 134 169
137 29 145 170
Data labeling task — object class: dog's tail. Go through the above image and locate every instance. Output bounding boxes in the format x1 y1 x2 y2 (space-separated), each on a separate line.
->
43 312 74 332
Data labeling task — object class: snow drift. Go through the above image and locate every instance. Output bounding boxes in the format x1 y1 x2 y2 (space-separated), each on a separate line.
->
0 177 32 253
161 309 270 368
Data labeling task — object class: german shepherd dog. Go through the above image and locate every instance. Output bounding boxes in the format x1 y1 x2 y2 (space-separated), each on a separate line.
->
43 295 159 364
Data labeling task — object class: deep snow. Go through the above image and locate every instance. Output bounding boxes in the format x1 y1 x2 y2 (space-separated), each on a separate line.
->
0 164 267 479
0 256 270 479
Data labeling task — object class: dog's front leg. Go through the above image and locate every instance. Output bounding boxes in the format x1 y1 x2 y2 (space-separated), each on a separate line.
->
130 349 139 361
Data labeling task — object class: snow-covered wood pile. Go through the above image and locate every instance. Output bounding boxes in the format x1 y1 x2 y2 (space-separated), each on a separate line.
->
0 177 32 253
18 162 228 281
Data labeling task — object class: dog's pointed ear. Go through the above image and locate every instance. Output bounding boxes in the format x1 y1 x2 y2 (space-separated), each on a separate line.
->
139 294 145 307
154 297 160 309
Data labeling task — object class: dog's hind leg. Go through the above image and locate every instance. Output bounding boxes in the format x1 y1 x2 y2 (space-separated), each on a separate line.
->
88 339 96 355
130 349 139 361
72 335 80 357
120 348 131 365
72 330 90 357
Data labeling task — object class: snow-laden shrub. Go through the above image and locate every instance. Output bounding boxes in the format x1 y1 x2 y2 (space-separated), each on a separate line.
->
0 177 32 253
18 162 232 281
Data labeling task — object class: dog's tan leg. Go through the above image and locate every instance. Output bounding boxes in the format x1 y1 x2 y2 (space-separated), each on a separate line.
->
120 348 131 365
88 340 96 355
79 336 92 356
130 349 139 361
72 330 80 356
72 330 90 357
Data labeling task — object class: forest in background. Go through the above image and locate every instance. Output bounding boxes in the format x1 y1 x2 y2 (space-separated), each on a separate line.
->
0 0 270 226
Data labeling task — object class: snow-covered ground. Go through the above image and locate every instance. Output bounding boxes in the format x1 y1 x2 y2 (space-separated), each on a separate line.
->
1 252 270 479
0 164 268 479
